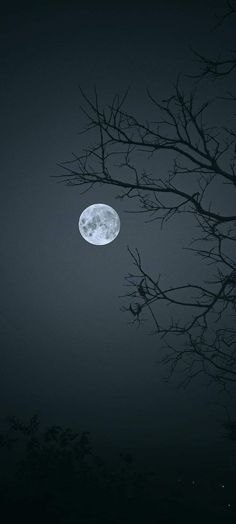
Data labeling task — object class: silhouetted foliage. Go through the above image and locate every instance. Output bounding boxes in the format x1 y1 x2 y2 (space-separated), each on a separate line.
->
1 415 236 522
222 407 236 441
56 2 236 391
0 415 135 522
223 420 236 441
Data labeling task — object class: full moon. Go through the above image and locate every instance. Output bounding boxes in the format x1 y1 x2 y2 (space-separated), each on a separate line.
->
78 203 120 245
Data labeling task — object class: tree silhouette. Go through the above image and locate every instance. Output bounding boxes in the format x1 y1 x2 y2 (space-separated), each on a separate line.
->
222 406 236 441
1 414 236 522
0 415 130 521
57 3 236 390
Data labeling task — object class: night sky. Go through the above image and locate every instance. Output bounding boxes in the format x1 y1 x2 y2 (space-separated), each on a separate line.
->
1 2 236 521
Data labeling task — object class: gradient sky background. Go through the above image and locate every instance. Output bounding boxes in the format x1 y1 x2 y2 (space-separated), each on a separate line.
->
1 1 236 463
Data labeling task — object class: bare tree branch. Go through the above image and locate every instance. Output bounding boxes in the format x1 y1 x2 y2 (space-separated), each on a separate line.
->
56 6 236 390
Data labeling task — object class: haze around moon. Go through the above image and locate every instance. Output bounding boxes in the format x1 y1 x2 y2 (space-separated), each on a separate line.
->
78 204 120 245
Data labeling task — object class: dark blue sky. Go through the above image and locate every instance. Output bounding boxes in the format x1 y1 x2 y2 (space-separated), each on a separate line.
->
1 1 235 461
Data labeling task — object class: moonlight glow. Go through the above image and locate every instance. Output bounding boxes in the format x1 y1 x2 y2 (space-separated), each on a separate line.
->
78 204 120 245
